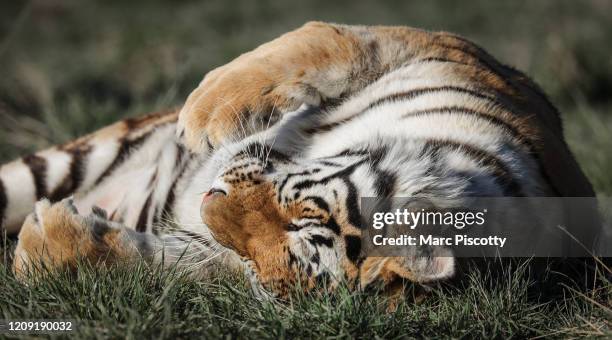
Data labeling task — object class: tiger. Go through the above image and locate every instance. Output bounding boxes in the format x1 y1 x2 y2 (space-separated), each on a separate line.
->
1 22 597 299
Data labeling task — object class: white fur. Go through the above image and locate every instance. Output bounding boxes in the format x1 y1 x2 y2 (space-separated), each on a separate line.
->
1 160 37 233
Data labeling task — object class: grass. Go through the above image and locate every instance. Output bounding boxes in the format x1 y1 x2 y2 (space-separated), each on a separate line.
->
0 0 611 338
565 105 612 196
1 257 610 339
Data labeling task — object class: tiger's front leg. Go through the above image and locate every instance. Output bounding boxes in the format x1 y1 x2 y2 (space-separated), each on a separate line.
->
177 21 435 152
13 198 160 279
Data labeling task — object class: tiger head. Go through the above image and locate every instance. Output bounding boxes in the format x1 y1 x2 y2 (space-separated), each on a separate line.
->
200 142 455 299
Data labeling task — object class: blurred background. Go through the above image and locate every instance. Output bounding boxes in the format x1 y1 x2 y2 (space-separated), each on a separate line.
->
0 0 611 194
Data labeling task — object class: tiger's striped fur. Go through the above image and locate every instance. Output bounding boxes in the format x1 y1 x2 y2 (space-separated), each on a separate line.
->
3 22 596 298
1 111 181 234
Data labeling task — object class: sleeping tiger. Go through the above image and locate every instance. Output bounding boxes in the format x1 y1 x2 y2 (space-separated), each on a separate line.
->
1 22 596 298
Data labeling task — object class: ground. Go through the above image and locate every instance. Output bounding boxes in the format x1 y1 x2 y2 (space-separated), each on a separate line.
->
0 0 610 338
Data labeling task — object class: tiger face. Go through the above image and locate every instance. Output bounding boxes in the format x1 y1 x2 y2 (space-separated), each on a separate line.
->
200 142 455 298
201 144 356 298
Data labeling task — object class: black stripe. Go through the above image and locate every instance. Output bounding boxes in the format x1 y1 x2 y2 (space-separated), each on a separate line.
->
50 144 92 202
22 154 48 199
95 131 154 186
303 196 330 214
160 175 180 226
288 250 298 267
135 192 153 232
343 177 364 228
311 252 320 265
277 170 314 204
206 136 214 152
309 234 334 248
147 166 161 229
416 57 465 65
401 106 532 151
423 139 524 196
318 160 342 167
304 116 353 135
0 179 7 227
292 159 366 191
374 169 396 198
333 149 368 158
344 235 362 263
159 145 189 225
366 147 388 168
324 217 341 235
366 86 497 113
292 159 367 229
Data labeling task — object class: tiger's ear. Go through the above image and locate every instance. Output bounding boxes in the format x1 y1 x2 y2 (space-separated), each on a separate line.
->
360 198 455 287
360 251 455 288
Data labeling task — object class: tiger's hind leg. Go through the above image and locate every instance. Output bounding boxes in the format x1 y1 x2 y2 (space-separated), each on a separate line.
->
13 197 161 279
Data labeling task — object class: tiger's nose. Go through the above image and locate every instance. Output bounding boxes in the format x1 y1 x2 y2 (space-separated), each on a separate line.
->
202 188 227 205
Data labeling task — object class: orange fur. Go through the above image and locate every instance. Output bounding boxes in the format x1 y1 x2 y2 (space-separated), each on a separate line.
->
13 199 131 279
201 182 299 295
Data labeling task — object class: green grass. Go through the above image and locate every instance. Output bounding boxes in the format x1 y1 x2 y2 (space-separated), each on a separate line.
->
1 257 610 339
565 105 612 196
1 0 611 338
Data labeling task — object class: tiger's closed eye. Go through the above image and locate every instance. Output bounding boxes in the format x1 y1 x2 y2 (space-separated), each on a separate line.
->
208 188 227 195
286 223 301 231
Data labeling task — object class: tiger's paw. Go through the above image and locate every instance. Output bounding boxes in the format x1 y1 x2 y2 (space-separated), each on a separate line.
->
12 198 123 279
177 22 358 153
176 60 305 153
